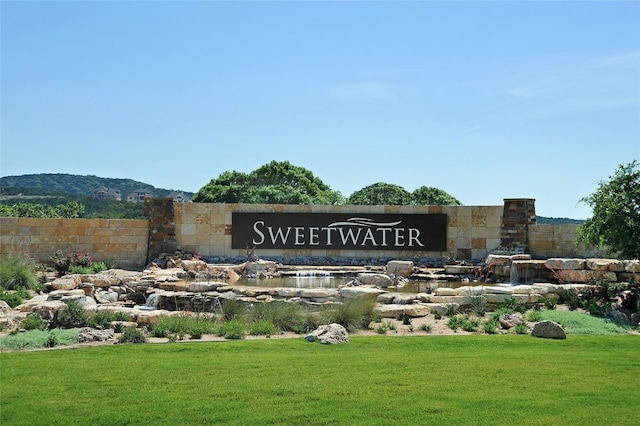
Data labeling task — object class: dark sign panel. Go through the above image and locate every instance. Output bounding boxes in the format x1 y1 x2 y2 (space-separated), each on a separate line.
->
232 213 447 251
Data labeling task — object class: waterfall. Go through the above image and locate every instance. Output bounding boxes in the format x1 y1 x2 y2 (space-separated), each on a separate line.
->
295 270 331 277
144 293 161 309
509 262 520 285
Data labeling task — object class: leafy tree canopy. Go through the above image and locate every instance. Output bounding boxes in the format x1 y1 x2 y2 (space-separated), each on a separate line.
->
193 161 344 204
347 183 412 205
0 201 85 218
577 160 640 259
412 186 461 205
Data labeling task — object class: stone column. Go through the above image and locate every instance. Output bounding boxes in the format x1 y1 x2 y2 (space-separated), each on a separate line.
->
143 197 178 263
500 198 536 252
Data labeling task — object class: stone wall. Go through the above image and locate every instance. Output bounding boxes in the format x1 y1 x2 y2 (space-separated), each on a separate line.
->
172 203 504 263
529 224 608 259
0 217 149 269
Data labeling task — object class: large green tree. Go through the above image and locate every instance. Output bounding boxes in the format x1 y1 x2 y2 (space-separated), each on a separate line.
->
578 161 640 259
193 161 343 204
347 183 412 205
411 186 461 205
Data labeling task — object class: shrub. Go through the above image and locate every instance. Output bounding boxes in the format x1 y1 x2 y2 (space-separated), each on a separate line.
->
0 286 30 308
323 296 377 331
419 323 432 333
49 251 107 276
21 312 49 331
514 324 529 334
375 320 397 334
220 299 245 321
0 252 40 291
397 313 412 325
461 316 481 332
539 296 558 310
564 288 581 311
119 326 147 344
246 301 307 332
470 295 487 316
52 300 88 329
447 315 464 332
527 310 543 322
217 319 245 339
483 319 498 334
495 297 526 314
151 314 216 338
248 319 279 337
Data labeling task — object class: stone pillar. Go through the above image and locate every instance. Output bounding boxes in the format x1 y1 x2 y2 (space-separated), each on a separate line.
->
501 198 536 252
144 197 178 263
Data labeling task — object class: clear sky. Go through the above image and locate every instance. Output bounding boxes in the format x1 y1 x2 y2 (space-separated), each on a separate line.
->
1 1 639 219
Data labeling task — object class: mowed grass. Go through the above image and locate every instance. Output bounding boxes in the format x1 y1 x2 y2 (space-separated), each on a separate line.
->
1 335 638 425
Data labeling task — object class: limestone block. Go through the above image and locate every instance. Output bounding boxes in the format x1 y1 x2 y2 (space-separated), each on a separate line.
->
444 265 477 275
624 260 640 273
555 270 617 283
545 258 586 270
586 258 624 272
386 260 414 278
50 275 81 291
300 289 337 299
456 286 485 296
339 286 386 299
531 320 566 339
357 273 393 287
272 288 300 298
511 285 534 295
434 287 458 296
377 304 429 318
482 286 514 295
305 323 349 344
485 293 529 304
485 255 511 266
530 283 561 294
377 293 397 304
415 293 432 303
427 303 460 316
429 296 472 306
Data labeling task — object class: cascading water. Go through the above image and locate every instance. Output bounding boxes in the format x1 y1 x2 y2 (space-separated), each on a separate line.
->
509 262 520 285
293 270 333 288
140 293 161 310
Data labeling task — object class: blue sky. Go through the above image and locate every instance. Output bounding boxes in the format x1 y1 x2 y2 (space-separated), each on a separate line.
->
1 1 638 219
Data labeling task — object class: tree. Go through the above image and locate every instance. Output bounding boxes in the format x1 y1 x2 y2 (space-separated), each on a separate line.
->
347 183 412 205
412 186 461 205
577 161 640 259
193 161 343 204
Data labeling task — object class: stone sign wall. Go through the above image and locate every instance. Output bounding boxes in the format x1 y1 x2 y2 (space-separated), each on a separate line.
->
0 217 149 269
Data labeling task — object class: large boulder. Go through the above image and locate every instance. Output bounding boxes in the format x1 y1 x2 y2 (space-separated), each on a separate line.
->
545 258 586 270
77 327 115 343
498 312 525 329
586 258 624 272
305 323 349 344
531 320 566 339
357 273 394 288
386 261 414 278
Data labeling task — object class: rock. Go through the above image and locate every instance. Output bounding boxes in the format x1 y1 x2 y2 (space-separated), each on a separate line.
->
586 258 624 272
444 265 477 275
339 286 386 299
531 320 566 339
623 260 640 273
50 275 81 290
554 270 617 283
181 259 208 272
456 286 485 296
243 260 278 278
498 312 525 329
545 258 586 270
77 327 115 343
607 310 629 322
386 261 414 278
630 313 640 325
434 287 458 296
427 302 460 316
305 323 349 344
0 300 12 315
95 289 119 304
357 273 393 288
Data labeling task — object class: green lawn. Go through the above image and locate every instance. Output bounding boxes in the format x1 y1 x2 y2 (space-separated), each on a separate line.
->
1 335 638 425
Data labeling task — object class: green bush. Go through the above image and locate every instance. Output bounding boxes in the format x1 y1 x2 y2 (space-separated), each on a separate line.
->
564 288 582 311
119 326 146 344
419 323 432 332
495 297 526 314
447 315 464 332
52 300 88 329
217 319 245 339
21 312 49 331
461 316 481 332
220 299 245 321
88 310 130 329
514 324 529 334
49 251 107 276
248 319 279 336
0 328 80 351
0 252 40 291
0 286 30 308
246 301 308 332
323 296 377 331
483 319 498 334
527 310 543 322
539 296 558 310
151 314 216 338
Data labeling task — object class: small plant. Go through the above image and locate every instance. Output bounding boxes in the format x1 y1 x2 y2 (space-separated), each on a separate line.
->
408 325 414 332
514 323 529 334
432 311 443 320
564 288 582 311
0 286 30 308
470 294 487 316
461 316 481 332
375 320 396 334
323 295 377 331
495 297 526 314
397 313 412 325
45 334 59 348
217 319 245 339
447 315 464 332
445 300 457 317
119 326 147 343
483 319 498 334
539 296 558 310
248 319 279 337
21 312 49 331
527 310 543 322
49 251 107 276
419 323 432 332
0 252 41 291
52 300 88 329
220 299 245 321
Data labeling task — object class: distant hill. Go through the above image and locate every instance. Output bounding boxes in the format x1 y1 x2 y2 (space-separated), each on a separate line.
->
536 216 585 225
0 173 193 199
